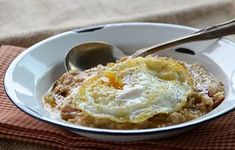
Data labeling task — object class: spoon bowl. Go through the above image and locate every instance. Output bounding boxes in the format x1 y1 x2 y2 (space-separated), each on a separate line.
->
65 42 125 71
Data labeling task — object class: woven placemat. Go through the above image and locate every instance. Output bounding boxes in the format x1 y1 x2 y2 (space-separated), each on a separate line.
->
0 45 235 150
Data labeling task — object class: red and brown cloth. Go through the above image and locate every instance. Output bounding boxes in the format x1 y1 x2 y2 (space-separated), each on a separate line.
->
0 45 235 150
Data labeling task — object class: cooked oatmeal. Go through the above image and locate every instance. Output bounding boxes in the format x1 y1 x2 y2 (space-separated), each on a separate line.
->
43 56 224 129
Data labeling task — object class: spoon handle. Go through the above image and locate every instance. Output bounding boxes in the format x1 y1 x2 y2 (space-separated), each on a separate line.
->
131 18 235 58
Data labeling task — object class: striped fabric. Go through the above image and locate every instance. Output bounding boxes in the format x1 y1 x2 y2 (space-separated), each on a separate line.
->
0 45 235 150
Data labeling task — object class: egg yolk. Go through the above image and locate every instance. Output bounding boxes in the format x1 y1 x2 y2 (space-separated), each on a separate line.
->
104 71 124 89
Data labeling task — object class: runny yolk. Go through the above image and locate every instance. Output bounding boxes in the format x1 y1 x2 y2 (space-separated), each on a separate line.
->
104 71 124 89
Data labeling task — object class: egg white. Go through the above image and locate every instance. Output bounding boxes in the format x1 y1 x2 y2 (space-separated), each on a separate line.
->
73 57 193 123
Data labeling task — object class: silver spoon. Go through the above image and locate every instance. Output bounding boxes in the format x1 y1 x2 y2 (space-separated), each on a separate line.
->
65 19 235 71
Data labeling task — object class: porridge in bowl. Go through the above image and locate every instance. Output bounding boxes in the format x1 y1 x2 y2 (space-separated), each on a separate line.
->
43 56 224 129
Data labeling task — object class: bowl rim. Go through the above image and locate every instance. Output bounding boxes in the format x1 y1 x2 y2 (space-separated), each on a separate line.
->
4 22 235 135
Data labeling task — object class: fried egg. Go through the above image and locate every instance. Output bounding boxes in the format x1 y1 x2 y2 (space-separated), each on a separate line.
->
73 57 194 123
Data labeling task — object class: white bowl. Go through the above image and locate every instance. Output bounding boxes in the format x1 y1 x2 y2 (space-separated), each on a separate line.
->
4 23 235 142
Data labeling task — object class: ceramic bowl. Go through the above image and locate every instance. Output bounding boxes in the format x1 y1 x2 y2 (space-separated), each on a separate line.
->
4 23 235 142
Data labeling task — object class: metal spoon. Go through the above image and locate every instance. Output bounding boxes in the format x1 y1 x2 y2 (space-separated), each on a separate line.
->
65 18 235 71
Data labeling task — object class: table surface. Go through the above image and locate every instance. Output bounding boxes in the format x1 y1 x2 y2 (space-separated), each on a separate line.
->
0 0 235 149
